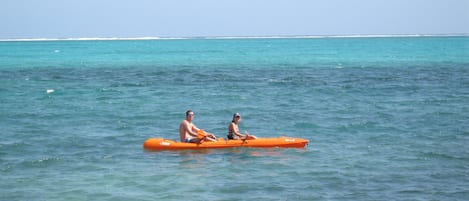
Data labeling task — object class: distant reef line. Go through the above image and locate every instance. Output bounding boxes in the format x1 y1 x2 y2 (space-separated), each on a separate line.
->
1 34 468 42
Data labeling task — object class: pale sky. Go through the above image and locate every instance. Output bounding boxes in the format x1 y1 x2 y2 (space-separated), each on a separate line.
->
1 0 468 39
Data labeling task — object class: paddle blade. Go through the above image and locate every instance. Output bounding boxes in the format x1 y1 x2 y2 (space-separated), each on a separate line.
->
197 129 205 138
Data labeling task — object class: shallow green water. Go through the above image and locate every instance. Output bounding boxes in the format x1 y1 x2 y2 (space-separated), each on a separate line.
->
1 37 468 200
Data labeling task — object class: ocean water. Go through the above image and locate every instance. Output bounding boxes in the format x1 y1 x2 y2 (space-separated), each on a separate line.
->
1 36 469 200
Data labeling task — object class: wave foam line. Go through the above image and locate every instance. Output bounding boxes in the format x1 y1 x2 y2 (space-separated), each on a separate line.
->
0 37 164 42
1 34 468 42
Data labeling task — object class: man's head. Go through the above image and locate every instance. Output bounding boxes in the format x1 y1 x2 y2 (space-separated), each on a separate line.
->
186 110 194 121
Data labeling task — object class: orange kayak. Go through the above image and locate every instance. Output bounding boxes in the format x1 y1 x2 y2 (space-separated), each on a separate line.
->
143 137 309 151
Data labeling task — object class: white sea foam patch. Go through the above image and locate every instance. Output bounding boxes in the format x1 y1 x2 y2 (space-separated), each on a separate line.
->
46 89 55 94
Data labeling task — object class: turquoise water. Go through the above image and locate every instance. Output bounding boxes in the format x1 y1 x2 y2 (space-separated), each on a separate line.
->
1 37 469 200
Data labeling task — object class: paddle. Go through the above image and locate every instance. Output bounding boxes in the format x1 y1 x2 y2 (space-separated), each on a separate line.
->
197 129 217 142
243 130 258 140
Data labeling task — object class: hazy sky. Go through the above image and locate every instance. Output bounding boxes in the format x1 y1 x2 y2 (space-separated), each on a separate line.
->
1 0 468 39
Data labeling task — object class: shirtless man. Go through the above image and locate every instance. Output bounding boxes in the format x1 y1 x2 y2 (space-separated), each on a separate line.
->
179 110 217 143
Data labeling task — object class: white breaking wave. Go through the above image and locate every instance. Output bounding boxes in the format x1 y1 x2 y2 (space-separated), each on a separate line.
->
0 37 162 42
0 34 467 42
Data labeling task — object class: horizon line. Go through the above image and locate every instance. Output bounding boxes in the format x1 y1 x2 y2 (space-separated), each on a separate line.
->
1 33 468 42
